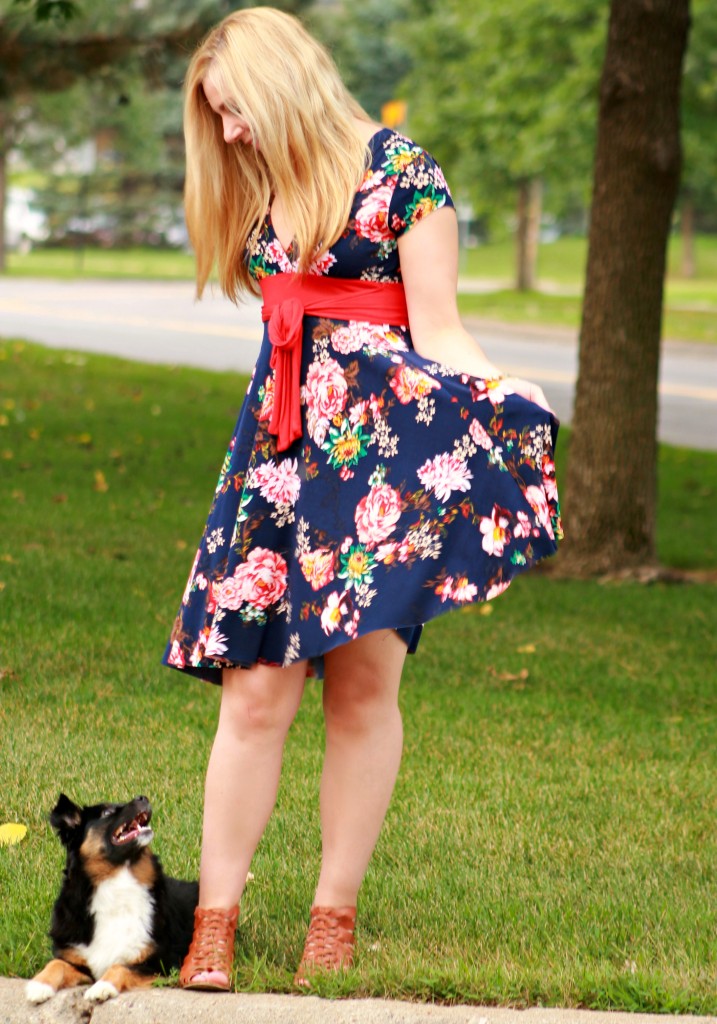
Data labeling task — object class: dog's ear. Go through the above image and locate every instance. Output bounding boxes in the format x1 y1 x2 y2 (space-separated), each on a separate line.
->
49 794 82 845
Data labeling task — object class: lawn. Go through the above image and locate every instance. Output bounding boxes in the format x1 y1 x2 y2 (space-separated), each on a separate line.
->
1 339 716 1013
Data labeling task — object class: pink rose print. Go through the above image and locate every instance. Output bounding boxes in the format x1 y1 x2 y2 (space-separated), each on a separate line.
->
251 458 301 506
299 548 335 591
355 484 402 546
417 452 473 503
469 418 493 450
390 364 441 405
308 250 337 276
216 548 288 612
525 484 555 540
214 574 245 611
354 185 394 243
304 358 348 421
480 504 512 556
235 548 288 610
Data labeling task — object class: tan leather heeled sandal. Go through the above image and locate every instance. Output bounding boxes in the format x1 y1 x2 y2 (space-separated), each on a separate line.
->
293 905 356 987
179 905 239 992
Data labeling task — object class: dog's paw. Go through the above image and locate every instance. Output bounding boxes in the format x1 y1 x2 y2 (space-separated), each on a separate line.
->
25 980 55 1004
84 980 119 1003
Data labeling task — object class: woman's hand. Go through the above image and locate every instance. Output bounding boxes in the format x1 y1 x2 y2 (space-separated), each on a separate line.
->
502 376 554 415
397 207 556 416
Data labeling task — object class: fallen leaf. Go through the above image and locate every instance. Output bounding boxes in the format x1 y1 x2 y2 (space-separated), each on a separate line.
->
516 643 536 654
0 415 8 427
0 555 14 563
1 450 13 460
93 470 109 493
28 428 41 441
479 604 494 616
176 539 188 550
0 823 27 846
52 494 68 504
488 666 529 683
3 399 15 411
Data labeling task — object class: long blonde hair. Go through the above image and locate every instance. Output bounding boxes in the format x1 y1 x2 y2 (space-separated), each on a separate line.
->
184 6 372 300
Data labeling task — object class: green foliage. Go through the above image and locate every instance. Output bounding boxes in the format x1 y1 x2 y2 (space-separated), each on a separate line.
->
10 0 79 23
0 339 716 1011
402 0 608 222
681 0 717 216
311 0 413 120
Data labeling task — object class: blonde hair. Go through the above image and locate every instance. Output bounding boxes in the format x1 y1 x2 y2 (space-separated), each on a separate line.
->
183 6 372 300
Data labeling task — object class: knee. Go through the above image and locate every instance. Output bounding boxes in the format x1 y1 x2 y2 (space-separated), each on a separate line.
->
220 668 302 740
322 668 398 736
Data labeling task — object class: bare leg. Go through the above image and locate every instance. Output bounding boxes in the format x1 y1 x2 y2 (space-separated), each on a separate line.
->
185 660 306 988
314 629 406 907
198 660 307 908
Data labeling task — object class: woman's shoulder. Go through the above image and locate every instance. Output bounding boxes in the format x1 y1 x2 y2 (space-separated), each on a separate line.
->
368 128 448 180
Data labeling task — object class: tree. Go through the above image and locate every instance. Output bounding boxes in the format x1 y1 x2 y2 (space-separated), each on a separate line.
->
0 0 312 268
402 0 607 289
560 0 690 576
678 0 717 276
310 0 412 122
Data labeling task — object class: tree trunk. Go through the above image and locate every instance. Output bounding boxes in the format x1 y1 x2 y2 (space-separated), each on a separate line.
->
560 0 690 576
681 193 695 278
515 177 541 291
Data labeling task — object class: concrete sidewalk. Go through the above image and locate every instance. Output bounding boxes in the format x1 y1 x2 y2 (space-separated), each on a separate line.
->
2 980 715 1024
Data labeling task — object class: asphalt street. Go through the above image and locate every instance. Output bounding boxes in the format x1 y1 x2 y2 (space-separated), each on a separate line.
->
0 277 715 449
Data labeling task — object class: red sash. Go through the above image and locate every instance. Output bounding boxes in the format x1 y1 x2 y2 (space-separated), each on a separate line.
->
260 273 409 452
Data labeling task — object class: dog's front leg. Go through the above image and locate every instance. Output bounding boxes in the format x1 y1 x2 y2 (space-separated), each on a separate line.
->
84 963 155 1003
26 958 90 1003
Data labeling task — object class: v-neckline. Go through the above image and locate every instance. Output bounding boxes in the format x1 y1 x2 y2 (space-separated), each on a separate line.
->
266 127 392 255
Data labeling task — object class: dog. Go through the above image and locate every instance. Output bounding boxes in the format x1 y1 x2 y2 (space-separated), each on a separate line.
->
26 793 198 1004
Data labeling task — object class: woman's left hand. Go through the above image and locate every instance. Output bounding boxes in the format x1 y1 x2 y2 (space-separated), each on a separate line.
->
503 376 555 415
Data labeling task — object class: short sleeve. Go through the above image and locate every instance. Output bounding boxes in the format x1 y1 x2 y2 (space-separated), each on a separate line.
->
386 137 455 239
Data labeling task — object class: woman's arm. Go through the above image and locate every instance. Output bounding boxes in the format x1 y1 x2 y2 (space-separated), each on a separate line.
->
398 206 553 413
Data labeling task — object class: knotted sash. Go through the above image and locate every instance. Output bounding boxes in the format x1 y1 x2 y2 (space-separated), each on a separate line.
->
260 273 410 452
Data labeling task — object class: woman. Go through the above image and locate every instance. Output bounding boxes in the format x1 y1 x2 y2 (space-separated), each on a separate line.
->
164 5 562 992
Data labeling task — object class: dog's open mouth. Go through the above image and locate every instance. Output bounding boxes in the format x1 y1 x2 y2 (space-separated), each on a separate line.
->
112 810 152 846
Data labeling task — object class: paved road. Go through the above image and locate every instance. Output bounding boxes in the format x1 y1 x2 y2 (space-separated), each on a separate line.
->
1 278 715 450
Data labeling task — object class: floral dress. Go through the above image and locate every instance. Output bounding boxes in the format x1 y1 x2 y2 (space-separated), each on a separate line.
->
164 129 563 684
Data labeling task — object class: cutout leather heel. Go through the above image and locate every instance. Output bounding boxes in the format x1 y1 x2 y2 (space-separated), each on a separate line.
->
293 905 356 988
179 905 239 992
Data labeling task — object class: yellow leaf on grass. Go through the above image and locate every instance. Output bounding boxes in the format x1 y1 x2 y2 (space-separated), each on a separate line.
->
0 823 27 846
516 643 536 654
479 604 494 616
93 470 109 493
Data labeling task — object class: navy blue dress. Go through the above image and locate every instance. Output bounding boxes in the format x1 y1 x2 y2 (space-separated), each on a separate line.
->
164 129 562 684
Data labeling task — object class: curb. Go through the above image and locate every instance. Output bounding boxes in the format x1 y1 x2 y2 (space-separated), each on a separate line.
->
3 980 716 1024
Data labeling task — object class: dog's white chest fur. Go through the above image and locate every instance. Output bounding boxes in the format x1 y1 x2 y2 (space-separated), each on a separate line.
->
78 866 154 978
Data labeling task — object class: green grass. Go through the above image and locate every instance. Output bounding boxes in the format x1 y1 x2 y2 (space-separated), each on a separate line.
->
1 340 716 1012
6 246 196 281
457 289 717 344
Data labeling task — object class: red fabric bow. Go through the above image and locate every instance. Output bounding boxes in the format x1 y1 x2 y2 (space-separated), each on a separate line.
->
260 274 409 453
267 297 304 453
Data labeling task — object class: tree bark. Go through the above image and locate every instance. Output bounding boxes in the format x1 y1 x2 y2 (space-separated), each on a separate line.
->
560 0 690 576
681 193 695 278
515 178 541 291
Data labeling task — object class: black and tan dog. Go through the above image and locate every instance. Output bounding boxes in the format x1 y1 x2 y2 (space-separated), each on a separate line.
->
26 794 198 1004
